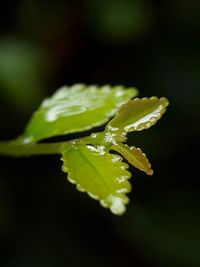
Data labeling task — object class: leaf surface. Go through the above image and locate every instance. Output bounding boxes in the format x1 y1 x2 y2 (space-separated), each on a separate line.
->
112 144 153 175
106 97 169 133
61 144 132 215
22 84 138 143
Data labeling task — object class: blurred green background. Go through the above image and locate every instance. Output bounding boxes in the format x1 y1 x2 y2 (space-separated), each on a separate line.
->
0 0 200 266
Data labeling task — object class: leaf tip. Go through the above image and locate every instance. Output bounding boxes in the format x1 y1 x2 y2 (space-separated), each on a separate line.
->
160 97 169 107
101 195 127 215
147 169 154 176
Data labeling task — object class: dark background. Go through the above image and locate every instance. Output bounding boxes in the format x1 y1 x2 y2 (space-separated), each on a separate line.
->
0 0 200 266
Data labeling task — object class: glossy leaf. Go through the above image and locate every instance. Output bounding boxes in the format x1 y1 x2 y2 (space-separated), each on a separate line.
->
112 144 153 175
22 84 138 143
106 97 169 133
61 144 132 215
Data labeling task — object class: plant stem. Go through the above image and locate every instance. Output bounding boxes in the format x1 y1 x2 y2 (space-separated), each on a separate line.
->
0 135 94 157
0 140 70 157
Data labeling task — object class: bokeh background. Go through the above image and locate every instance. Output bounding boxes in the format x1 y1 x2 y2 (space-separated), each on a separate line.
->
0 0 200 266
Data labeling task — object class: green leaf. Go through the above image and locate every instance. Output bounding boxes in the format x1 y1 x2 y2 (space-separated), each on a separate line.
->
106 97 169 133
61 144 132 215
22 84 138 143
112 144 153 175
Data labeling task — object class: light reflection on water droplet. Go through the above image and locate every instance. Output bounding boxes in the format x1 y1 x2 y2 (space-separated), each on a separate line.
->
88 192 98 200
86 145 105 155
21 137 33 144
107 195 126 215
117 188 128 193
45 105 87 122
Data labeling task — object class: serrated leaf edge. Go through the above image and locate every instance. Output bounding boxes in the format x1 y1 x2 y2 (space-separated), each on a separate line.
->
24 84 138 143
61 146 132 215
112 144 153 175
107 96 169 133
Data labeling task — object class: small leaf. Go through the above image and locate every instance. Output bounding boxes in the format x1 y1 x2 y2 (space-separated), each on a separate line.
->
112 144 153 175
22 84 138 143
106 97 169 133
61 144 132 215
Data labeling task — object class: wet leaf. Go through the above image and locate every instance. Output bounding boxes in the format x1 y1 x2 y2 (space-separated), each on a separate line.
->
112 144 153 175
106 97 169 133
61 144 131 215
22 84 138 143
